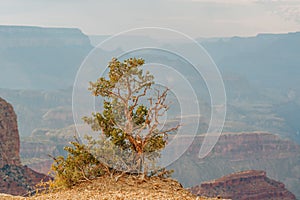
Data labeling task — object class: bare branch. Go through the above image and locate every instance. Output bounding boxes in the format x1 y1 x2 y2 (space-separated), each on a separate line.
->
126 76 132 101
109 90 126 104
138 87 177 149
130 87 148 113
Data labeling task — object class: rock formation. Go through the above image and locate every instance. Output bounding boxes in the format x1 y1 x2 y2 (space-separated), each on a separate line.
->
0 97 21 167
170 132 300 199
187 132 300 160
190 170 296 200
0 97 49 196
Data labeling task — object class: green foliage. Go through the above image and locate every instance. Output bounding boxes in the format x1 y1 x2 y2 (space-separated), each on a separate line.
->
83 58 159 153
88 58 152 98
50 57 177 189
83 57 179 175
50 139 104 188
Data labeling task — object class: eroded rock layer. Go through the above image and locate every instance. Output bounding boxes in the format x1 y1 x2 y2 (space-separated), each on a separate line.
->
0 97 49 196
190 170 296 200
0 97 21 167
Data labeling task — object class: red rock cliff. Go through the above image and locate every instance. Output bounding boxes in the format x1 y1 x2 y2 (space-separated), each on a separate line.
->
190 170 296 200
0 97 21 167
0 97 50 196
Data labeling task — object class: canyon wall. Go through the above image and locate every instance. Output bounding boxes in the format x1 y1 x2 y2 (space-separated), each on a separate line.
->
0 97 49 196
169 132 300 199
190 170 296 200
0 97 21 167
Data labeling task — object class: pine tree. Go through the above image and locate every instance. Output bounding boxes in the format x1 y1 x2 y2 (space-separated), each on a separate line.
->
83 57 179 175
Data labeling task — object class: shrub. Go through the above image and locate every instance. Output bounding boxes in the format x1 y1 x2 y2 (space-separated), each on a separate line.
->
50 138 104 188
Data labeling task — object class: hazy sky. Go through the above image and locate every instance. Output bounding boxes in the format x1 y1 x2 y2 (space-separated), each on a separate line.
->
1 0 300 37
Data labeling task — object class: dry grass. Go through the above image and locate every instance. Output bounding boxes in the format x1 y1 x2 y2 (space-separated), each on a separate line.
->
0 175 221 200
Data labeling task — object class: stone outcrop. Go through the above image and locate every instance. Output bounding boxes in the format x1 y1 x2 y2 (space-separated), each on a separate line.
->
190 170 296 200
0 97 50 196
0 165 48 196
170 132 300 199
0 97 21 167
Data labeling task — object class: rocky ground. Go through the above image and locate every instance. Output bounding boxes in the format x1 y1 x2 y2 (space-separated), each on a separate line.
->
0 175 224 200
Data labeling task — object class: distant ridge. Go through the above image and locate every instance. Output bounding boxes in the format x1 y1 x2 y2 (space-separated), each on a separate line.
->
0 25 93 89
0 25 84 33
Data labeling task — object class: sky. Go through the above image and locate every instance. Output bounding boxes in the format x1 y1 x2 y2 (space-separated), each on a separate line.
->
1 0 300 37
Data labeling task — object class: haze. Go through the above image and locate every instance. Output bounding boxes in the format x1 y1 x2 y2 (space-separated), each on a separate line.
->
1 0 300 37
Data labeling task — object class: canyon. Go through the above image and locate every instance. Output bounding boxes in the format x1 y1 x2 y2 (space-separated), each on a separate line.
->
20 131 300 198
170 132 300 199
